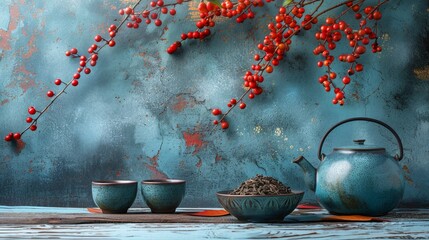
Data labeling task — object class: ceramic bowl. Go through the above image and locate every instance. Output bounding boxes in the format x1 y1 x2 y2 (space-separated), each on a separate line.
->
141 179 186 213
216 190 304 222
92 180 138 214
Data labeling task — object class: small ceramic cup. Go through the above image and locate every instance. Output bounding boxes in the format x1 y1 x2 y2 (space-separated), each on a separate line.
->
141 179 186 213
92 180 138 214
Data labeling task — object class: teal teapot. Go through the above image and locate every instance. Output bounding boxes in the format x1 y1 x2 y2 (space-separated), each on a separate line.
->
294 117 404 216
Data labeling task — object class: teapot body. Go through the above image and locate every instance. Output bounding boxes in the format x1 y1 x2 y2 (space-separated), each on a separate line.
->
316 151 404 216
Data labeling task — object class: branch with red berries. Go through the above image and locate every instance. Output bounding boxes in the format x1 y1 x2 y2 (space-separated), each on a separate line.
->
4 0 191 142
4 0 391 143
210 0 389 130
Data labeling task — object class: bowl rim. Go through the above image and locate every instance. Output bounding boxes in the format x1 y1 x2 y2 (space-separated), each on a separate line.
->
216 190 304 197
141 179 186 185
92 180 137 185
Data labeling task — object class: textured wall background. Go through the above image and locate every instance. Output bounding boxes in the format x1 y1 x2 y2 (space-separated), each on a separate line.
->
0 0 428 208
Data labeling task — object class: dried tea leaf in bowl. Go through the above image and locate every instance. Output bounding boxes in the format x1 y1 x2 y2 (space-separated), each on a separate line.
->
230 174 291 195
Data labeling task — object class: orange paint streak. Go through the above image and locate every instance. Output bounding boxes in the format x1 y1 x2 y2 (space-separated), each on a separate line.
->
144 163 168 179
196 158 202 168
148 154 159 167
182 131 207 155
8 65 37 93
14 139 26 154
23 35 37 59
172 95 188 112
0 99 9 106
0 3 20 50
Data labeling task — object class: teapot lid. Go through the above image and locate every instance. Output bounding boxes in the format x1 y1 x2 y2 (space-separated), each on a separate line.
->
333 139 385 153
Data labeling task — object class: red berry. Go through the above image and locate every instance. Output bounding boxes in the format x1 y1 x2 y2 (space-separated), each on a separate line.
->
213 120 219 125
355 63 363 72
70 48 78 54
13 133 21 140
248 93 255 99
73 73 81 79
325 17 335 25
212 108 222 116
28 107 36 115
221 121 229 129
65 51 71 56
161 7 168 14
342 76 351 84
119 9 125 15
71 80 79 86
108 40 116 47
30 125 37 131
47 90 55 97
54 79 62 85
5 134 12 142
336 91 344 100
230 98 237 104
125 7 133 15
84 68 91 74
170 9 176 15
155 19 162 26
239 102 246 109
26 117 33 123
372 11 382 20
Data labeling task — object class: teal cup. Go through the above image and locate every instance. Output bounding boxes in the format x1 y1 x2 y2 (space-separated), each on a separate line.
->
92 180 138 214
141 179 186 213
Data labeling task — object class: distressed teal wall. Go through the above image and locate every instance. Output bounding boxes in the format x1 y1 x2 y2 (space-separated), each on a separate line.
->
0 0 428 207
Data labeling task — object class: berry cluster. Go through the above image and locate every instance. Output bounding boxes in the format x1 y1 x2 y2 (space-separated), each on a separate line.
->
4 0 391 141
314 2 385 105
4 0 190 142
211 0 389 129
167 0 271 54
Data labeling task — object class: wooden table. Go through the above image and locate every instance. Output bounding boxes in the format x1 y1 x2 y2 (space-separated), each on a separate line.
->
1 206 428 239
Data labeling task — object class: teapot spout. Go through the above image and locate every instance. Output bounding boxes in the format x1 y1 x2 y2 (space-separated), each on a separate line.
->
293 156 316 192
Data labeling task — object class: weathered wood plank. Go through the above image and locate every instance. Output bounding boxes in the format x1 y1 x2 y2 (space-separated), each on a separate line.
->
0 222 428 239
0 207 428 225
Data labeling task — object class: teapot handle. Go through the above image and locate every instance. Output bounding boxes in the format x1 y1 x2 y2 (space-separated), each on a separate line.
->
318 117 404 161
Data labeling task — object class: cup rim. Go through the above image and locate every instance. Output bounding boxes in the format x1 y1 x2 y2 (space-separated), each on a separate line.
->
92 180 137 185
141 179 186 185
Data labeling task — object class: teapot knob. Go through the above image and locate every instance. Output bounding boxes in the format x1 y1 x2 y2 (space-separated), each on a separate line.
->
353 139 366 145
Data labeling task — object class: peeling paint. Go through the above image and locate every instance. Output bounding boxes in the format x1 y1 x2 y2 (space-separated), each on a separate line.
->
0 99 9 106
413 65 429 80
196 158 202 168
172 95 188 112
0 3 20 50
22 34 37 59
402 165 414 185
8 65 37 93
182 131 207 155
274 127 282 136
13 139 26 154
254 125 262 134
144 163 168 179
